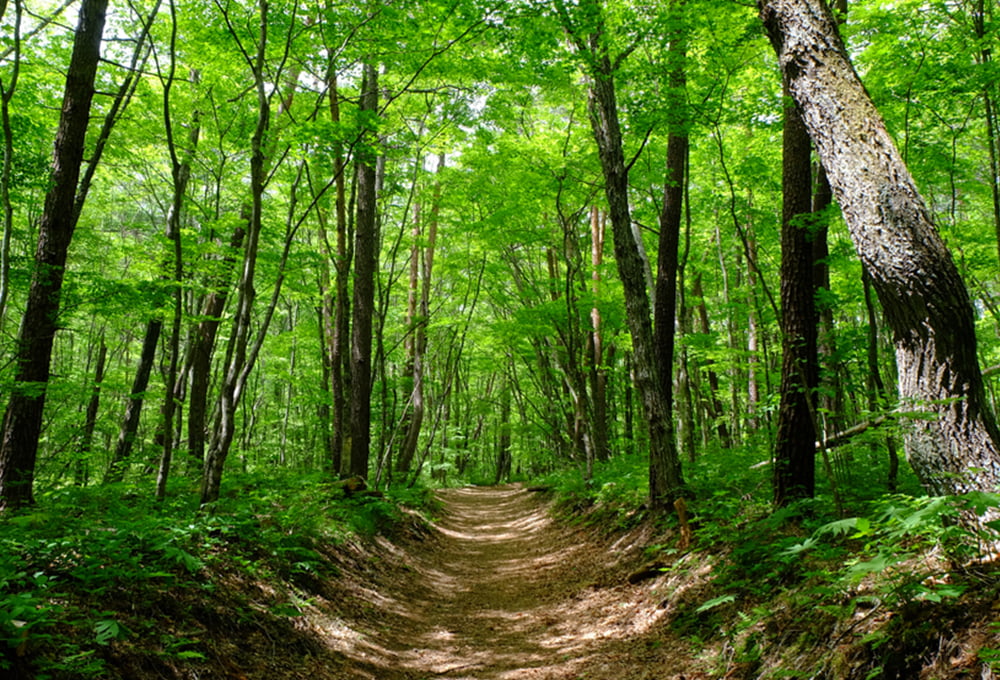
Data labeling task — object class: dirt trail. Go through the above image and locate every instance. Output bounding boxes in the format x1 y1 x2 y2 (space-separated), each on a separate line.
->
319 485 704 680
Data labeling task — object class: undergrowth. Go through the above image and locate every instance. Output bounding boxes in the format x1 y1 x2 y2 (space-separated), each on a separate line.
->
541 443 1000 679
0 472 434 679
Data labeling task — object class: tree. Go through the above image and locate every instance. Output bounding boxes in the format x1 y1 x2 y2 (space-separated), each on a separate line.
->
773 77 818 506
348 61 380 480
0 0 109 509
557 0 685 510
759 0 1000 498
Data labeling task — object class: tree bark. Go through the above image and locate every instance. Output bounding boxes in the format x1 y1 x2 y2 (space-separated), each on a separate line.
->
773 78 818 506
654 0 688 485
105 319 162 483
0 0 108 509
759 0 1000 497
573 1 684 510
76 334 107 486
348 62 380 480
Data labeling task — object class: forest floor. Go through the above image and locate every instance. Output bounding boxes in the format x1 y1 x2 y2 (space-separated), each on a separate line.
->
29 481 1000 678
316 484 706 680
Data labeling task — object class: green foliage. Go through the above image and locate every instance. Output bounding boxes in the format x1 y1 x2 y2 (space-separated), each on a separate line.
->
0 473 428 677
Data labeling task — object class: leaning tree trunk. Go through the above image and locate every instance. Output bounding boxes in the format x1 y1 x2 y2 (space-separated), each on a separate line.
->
759 0 1000 496
0 0 108 510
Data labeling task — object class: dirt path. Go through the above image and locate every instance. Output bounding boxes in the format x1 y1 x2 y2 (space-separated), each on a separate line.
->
318 485 705 680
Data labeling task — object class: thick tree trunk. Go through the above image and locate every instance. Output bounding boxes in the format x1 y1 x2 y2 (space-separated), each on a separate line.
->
348 62 379 480
759 0 1000 496
773 79 818 506
0 0 108 510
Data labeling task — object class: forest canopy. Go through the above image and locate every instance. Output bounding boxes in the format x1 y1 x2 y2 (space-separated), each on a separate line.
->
0 0 999 513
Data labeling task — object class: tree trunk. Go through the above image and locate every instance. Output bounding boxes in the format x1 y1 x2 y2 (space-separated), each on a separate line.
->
348 62 379 480
773 78 818 506
582 24 684 510
654 0 688 496
759 0 1000 497
201 0 272 505
0 0 108 510
105 319 162 484
588 206 611 462
187 220 245 471
76 334 107 486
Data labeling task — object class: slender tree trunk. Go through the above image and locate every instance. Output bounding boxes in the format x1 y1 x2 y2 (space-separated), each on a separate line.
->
760 0 1000 498
187 221 244 470
76 334 107 486
774 78 819 506
0 0 20 332
201 0 272 504
589 65 683 507
589 206 611 462
397 155 443 474
156 29 198 499
692 272 730 446
863 269 899 491
0 0 107 509
328 74 351 476
654 0 688 490
348 62 379 480
104 320 162 483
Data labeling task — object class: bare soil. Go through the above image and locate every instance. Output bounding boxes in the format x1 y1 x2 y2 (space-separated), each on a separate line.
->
313 484 705 679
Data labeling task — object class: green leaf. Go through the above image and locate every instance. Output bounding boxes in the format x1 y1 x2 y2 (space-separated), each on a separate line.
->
696 594 735 613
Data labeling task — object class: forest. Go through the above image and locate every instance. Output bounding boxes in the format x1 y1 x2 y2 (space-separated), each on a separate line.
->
4 0 1000 677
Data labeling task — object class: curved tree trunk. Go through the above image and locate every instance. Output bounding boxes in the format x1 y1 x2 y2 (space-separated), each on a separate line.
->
759 0 1000 497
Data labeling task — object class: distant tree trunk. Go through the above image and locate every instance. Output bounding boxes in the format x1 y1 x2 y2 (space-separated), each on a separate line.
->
187 221 244 470
692 272 730 446
774 78 818 506
76 334 107 486
971 0 1000 268
494 376 513 484
0 0 108 510
0 0 20 331
201 0 273 504
105 319 162 483
863 269 899 491
760 0 1000 498
349 62 379 480
588 206 611 462
156 27 197 500
397 154 442 475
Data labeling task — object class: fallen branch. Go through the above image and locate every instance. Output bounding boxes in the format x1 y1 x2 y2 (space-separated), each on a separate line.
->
818 415 889 450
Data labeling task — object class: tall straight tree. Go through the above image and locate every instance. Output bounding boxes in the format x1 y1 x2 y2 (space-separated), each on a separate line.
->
759 0 1000 499
654 0 688 490
0 0 109 509
556 0 684 511
773 77 818 506
348 62 380 479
